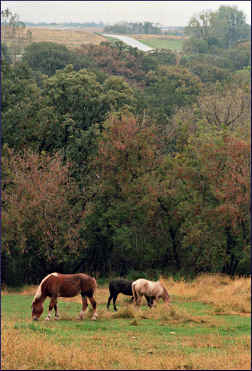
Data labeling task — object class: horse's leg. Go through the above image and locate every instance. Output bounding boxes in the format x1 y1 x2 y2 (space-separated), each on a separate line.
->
148 296 155 306
80 295 88 320
54 300 60 319
88 296 98 320
144 295 153 308
107 293 113 310
134 292 138 305
112 294 118 311
151 296 160 307
136 293 142 306
46 297 57 320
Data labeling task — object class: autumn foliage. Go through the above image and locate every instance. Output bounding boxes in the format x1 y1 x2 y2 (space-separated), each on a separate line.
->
2 14 251 283
2 148 83 283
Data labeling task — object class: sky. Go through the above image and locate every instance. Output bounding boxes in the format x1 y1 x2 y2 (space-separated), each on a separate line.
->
2 1 251 26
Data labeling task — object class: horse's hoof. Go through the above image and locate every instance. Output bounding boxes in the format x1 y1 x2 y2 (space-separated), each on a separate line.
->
55 316 60 320
45 317 50 321
91 313 98 320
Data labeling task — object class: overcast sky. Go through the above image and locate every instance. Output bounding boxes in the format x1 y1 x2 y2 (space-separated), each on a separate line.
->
2 1 251 26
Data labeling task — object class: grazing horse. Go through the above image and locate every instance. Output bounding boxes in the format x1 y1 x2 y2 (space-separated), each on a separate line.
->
107 278 134 311
32 273 98 321
132 278 170 308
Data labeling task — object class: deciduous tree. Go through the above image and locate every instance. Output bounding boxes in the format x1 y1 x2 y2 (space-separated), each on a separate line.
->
2 148 83 283
84 113 162 274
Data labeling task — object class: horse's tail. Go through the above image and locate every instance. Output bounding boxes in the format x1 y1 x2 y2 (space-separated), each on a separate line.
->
132 282 137 302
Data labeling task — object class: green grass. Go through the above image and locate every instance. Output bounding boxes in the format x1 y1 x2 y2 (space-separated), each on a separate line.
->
137 38 184 51
2 294 250 341
2 293 250 369
176 299 214 314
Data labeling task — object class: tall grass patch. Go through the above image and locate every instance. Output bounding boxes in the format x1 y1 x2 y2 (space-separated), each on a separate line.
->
162 274 251 314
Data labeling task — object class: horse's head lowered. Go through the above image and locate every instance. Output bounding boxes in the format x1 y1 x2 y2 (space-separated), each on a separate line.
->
32 298 44 320
161 284 170 304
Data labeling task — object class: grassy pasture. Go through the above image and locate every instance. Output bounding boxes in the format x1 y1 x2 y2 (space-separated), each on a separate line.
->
133 34 187 51
136 37 184 51
2 274 251 370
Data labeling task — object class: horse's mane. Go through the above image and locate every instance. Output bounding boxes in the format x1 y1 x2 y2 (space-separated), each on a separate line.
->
32 273 58 303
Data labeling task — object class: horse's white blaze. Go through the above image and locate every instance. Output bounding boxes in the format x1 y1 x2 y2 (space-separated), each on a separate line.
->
32 273 58 303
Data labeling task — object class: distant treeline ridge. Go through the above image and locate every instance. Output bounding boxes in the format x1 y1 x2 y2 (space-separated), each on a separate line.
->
25 21 105 28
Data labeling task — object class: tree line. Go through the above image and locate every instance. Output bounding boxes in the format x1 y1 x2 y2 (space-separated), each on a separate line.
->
104 21 162 35
2 6 250 286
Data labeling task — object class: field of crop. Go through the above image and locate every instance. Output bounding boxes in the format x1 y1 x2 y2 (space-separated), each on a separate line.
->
2 274 251 370
27 27 107 48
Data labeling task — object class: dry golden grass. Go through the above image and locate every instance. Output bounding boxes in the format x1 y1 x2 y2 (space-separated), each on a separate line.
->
2 319 250 370
27 27 107 48
100 301 227 331
165 274 251 315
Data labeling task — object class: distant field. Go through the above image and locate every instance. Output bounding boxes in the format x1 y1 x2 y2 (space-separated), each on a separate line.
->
27 27 107 48
24 28 186 51
136 37 184 51
2 274 251 370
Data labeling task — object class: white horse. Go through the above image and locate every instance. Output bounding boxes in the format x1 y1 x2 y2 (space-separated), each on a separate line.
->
132 278 170 307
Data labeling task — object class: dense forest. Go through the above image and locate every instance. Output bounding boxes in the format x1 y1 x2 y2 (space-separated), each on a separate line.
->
2 6 251 286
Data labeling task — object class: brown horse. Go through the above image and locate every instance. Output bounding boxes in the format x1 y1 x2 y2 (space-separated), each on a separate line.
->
32 273 98 321
132 278 170 307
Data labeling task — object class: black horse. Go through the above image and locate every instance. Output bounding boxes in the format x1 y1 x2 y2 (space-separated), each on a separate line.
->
107 278 134 311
